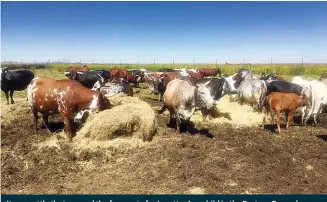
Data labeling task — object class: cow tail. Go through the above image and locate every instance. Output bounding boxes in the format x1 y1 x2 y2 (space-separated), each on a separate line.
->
305 84 315 121
260 80 267 112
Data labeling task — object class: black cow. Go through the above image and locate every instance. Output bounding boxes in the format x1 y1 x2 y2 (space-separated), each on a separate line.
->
66 70 111 89
260 73 276 81
265 81 303 96
127 69 146 85
157 68 178 72
1 68 34 104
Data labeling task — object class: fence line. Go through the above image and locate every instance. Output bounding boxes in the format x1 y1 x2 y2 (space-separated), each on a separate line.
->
1 58 326 76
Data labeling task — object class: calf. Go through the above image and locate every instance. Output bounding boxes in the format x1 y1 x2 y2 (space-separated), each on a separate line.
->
1 68 34 104
262 92 308 133
27 76 110 141
158 78 215 133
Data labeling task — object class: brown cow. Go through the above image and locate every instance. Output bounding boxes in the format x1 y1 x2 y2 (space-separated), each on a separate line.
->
110 68 128 80
65 65 89 76
188 71 205 79
198 68 222 78
153 72 181 101
109 68 141 86
262 92 308 133
27 76 110 141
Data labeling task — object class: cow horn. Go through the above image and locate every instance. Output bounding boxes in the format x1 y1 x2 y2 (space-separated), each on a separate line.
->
96 73 105 82
77 71 85 74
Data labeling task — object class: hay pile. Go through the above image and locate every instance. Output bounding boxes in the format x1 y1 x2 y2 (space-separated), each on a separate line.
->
76 96 157 141
191 95 267 127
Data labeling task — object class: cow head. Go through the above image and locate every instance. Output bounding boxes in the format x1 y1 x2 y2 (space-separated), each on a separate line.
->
67 71 78 80
195 81 216 110
152 74 167 95
319 73 327 81
261 70 268 77
1 67 6 78
74 93 110 123
299 93 309 108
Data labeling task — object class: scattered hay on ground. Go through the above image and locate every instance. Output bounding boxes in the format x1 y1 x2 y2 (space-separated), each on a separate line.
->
1 99 31 125
191 95 267 127
36 96 157 163
187 187 206 194
77 96 157 141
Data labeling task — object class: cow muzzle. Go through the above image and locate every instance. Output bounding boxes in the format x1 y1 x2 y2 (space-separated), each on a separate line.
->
74 110 90 123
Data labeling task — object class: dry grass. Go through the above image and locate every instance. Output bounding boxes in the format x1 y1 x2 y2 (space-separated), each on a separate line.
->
191 95 267 127
77 96 157 141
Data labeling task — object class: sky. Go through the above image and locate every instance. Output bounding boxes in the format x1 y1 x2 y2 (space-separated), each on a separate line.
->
1 1 327 64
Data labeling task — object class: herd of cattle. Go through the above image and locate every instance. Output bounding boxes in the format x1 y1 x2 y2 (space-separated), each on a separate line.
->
1 64 327 140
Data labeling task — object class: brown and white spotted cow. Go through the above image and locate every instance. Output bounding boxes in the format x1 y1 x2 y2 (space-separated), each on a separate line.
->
27 76 110 141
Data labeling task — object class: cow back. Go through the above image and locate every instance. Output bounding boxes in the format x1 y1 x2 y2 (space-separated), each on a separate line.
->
266 81 303 96
1 70 34 91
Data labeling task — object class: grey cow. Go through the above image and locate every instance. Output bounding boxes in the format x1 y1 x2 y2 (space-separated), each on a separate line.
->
158 78 216 133
236 70 267 112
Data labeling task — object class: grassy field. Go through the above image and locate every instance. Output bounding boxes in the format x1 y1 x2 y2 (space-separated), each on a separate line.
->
2 63 327 76
2 63 326 99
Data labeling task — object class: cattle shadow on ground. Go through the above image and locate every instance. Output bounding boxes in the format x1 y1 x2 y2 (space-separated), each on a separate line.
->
214 112 232 120
316 135 327 142
209 108 232 120
40 121 81 135
40 121 65 132
263 123 293 133
148 97 160 102
166 118 214 138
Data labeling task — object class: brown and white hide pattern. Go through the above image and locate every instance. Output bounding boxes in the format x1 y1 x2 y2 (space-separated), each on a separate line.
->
27 76 110 141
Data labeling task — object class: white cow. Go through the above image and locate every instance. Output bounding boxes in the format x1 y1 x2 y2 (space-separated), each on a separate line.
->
304 80 327 124
292 76 327 125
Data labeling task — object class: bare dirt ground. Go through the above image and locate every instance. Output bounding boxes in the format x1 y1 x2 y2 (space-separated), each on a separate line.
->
1 89 327 194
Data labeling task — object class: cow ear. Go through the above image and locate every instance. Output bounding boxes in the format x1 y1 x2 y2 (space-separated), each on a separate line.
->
159 74 167 82
204 79 212 86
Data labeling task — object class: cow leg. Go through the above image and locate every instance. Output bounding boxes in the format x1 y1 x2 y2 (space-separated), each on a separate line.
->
168 110 175 126
201 109 209 121
42 113 52 133
301 107 307 126
276 110 281 133
262 107 268 130
286 110 294 130
284 110 288 124
63 116 73 141
31 107 38 132
159 93 163 102
4 91 9 105
175 114 182 133
9 90 15 104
